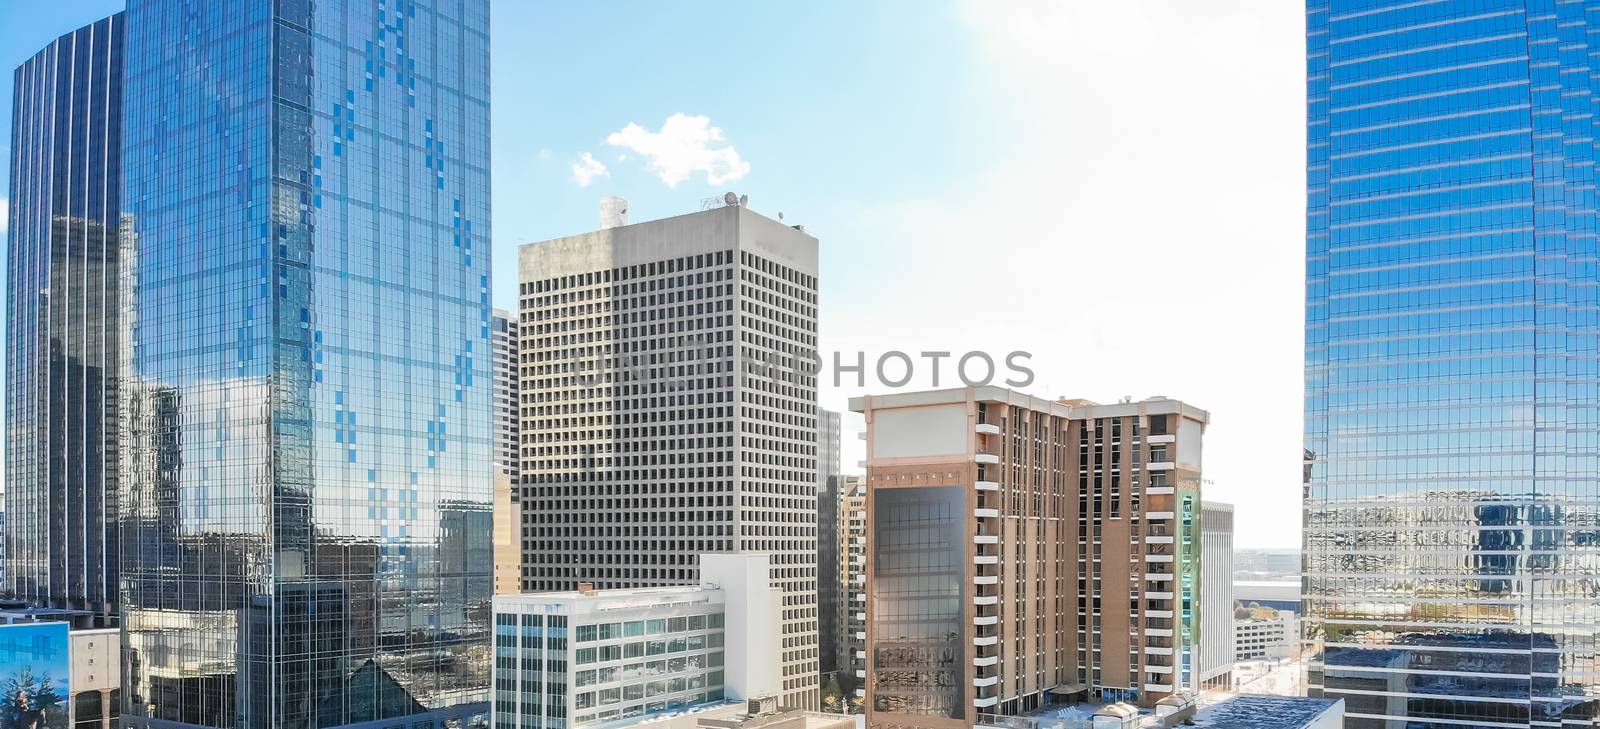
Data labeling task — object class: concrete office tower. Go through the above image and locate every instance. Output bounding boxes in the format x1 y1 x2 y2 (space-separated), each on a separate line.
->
838 476 867 703
5 13 123 626
1304 3 1600 726
493 308 521 482
815 409 842 686
116 0 493 726
1197 501 1234 690
851 388 1207 728
492 308 521 594
518 201 821 709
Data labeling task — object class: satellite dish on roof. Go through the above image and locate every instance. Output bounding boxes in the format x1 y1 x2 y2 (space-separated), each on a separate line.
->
724 192 738 206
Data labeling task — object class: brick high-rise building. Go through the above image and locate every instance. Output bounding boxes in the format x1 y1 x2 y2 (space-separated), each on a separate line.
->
516 199 821 708
851 387 1207 728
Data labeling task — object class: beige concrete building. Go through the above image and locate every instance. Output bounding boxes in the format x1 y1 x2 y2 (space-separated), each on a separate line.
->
516 200 820 709
849 387 1207 729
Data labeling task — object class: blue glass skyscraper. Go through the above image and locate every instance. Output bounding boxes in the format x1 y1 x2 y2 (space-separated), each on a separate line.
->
116 1 493 727
1305 2 1600 727
6 13 124 627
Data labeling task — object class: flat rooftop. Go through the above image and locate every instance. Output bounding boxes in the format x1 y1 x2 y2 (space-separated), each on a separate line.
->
497 585 715 603
1191 695 1340 729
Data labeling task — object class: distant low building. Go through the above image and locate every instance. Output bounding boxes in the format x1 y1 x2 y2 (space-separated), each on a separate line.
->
1235 611 1295 663
1190 695 1342 729
1232 581 1299 614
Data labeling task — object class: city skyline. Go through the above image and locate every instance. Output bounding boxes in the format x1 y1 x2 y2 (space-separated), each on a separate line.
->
0 1 1308 550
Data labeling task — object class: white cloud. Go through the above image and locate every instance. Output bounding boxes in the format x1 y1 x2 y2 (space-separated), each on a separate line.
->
606 113 750 188
824 0 1305 548
570 152 609 188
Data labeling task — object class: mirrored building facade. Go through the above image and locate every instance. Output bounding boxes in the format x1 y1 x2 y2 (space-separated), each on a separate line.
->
1305 2 1600 726
117 0 493 727
6 13 124 627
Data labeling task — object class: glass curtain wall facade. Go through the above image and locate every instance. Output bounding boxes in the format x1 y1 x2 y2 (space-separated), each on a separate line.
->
868 485 965 723
117 1 493 727
5 14 123 626
1305 2 1600 727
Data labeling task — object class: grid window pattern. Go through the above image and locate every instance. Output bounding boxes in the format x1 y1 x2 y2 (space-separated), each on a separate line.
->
5 13 123 625
1305 2 1600 727
116 1 493 727
517 207 821 709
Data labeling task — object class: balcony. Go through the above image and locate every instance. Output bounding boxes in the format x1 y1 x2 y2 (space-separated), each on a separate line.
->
1144 628 1174 637
974 674 999 688
974 595 999 606
974 695 999 709
1148 461 1175 472
1143 646 1173 656
975 534 999 545
1146 610 1174 619
854 611 866 621
1146 486 1175 495
974 635 998 647
1147 511 1175 520
974 654 998 667
976 480 1000 491
1147 434 1175 445
854 631 865 640
975 554 1000 566
1143 683 1172 693
1144 554 1174 563
1146 591 1173 600
975 508 1000 519
975 615 998 626
976 423 1001 435
975 574 998 585
975 453 1000 465
1144 572 1173 582
1144 535 1173 545
1145 664 1173 675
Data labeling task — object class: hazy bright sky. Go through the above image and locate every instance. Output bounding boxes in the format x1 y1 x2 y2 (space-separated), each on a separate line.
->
0 1 1306 548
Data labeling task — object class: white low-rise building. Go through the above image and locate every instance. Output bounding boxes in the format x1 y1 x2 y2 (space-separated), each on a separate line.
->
1235 611 1295 662
492 554 782 729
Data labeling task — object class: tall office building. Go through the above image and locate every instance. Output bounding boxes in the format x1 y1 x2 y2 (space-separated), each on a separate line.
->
492 308 522 595
851 388 1207 729
1197 500 1233 690
5 13 124 626
815 408 842 686
115 1 493 727
517 200 821 709
838 476 867 704
1305 3 1600 727
493 308 520 481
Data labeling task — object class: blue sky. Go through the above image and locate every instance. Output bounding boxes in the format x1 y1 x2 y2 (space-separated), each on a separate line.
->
0 2 1306 547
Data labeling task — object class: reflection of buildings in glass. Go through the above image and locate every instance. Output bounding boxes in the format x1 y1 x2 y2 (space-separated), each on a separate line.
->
869 486 965 722
115 0 492 725
853 389 1209 728
1303 3 1600 726
5 13 124 628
